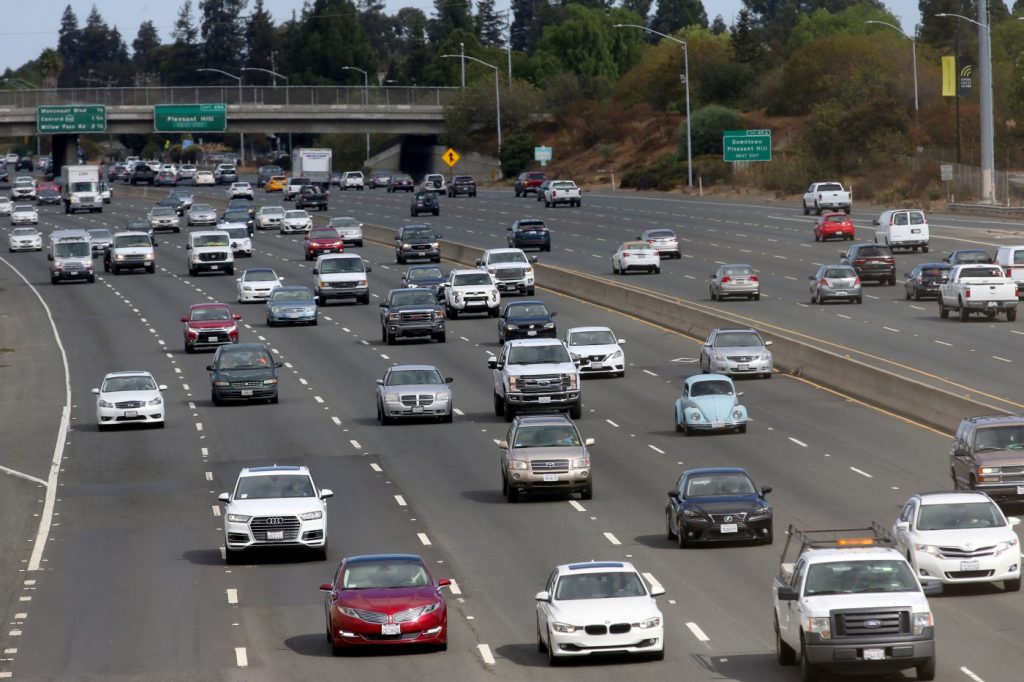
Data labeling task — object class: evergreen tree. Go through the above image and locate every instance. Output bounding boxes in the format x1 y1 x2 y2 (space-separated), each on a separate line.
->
245 0 280 77
173 1 199 44
731 8 763 64
57 5 80 85
743 0 880 50
285 0 377 85
651 0 708 36
711 14 727 35
621 0 653 24
476 0 506 47
199 0 248 74
429 0 475 44
132 20 161 79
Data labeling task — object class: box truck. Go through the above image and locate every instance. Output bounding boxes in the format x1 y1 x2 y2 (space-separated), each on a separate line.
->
61 165 102 214
291 148 332 184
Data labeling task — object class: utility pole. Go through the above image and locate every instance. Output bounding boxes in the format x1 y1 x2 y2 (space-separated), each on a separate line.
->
460 43 466 89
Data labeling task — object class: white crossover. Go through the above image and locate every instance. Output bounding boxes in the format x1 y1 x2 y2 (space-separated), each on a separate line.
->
237 268 284 303
281 209 312 234
93 371 168 429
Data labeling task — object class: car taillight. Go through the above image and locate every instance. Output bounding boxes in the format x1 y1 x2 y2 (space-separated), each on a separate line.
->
854 258 866 265
749 275 759 282
965 287 971 298
623 252 631 258
1006 267 1013 276
884 257 894 264
720 276 731 283
854 277 861 285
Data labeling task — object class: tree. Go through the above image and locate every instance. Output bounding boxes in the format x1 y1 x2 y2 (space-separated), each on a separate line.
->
132 21 161 79
499 131 538 177
731 8 763 64
284 0 377 85
57 5 80 86
199 0 248 74
621 0 653 23
686 105 743 156
429 0 474 44
743 0 879 52
245 0 280 78
651 0 708 36
37 48 64 89
710 14 727 34
535 5 642 81
173 1 199 44
476 0 506 47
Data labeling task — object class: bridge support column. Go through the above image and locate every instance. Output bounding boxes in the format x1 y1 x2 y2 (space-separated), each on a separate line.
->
51 134 78 179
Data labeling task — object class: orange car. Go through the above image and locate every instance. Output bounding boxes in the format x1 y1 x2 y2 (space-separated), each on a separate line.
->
265 175 288 192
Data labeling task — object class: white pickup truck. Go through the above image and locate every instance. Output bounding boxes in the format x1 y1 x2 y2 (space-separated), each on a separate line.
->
802 182 852 215
543 180 581 208
938 264 1018 322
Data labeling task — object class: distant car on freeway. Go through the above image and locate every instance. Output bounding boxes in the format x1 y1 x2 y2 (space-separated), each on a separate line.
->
266 285 318 327
666 467 772 545
8 226 42 252
93 370 167 430
639 228 680 259
674 373 748 435
809 264 862 304
497 300 557 344
563 326 625 377
401 265 447 299
943 248 993 266
304 227 344 261
709 263 759 300
839 242 896 285
813 212 855 241
508 218 550 251
328 216 363 247
698 327 773 379
447 174 476 197
612 240 660 275
187 203 218 226
207 343 281 405
369 171 391 189
236 267 283 304
375 364 453 423
182 302 241 353
410 190 440 217
498 413 593 502
514 170 546 197
387 173 415 192
904 263 951 301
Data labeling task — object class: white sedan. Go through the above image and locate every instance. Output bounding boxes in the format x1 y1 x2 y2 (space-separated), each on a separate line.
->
280 209 312 234
536 560 665 664
0 196 13 215
563 326 626 377
93 371 168 430
237 267 284 303
11 204 38 225
612 240 660 275
9 226 42 252
228 182 254 199
193 170 215 186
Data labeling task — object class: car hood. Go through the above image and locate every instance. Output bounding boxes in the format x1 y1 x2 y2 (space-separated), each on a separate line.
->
386 302 441 312
308 237 342 244
688 395 741 419
284 217 311 224
227 497 321 516
269 300 314 309
113 246 153 255
338 587 439 612
801 590 929 614
402 236 437 244
319 271 364 281
407 277 446 287
686 496 764 515
911 527 1015 547
508 445 586 460
973 450 1024 466
713 345 767 356
506 361 576 376
549 596 659 624
568 343 621 357
98 390 160 403
190 211 216 218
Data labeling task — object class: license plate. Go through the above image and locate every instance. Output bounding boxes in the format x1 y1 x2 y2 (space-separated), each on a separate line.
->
737 364 748 371
210 265 219 270
590 362 605 369
712 421 724 428
207 336 218 343
836 291 848 296
987 301 997 307
241 389 253 397
287 313 300 318
68 271 79 276
720 523 738 534
863 649 885 661
960 560 980 571
1017 485 1024 495
538 396 551 403
527 330 537 336
911 228 921 234
381 623 401 636
543 474 559 482
412 406 423 413
125 410 138 418
266 530 284 540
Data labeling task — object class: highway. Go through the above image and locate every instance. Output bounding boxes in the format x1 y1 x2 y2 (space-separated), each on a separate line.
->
0 180 1021 681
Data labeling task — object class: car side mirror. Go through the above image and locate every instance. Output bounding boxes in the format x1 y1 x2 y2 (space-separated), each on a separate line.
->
47 253 53 261
445 377 454 384
379 302 386 307
320 489 334 500
232 314 241 320
487 359 500 369
437 578 451 589
761 486 772 495
376 379 384 386
777 585 799 601
236 278 241 282
217 492 230 503
497 440 509 449
650 585 666 597
737 391 744 397
319 583 334 593
153 241 159 247
584 437 595 446
764 340 773 346
530 255 539 263
475 259 484 267
206 365 214 371
365 265 372 273
618 338 626 344
534 591 551 603
921 581 943 596
91 387 99 394
668 490 680 499
896 521 910 532
180 316 188 322
808 275 815 280
1010 516 1021 527
274 362 283 368
158 384 168 391
185 244 191 250
940 277 948 284
872 219 880 226
507 226 513 230
312 269 319 275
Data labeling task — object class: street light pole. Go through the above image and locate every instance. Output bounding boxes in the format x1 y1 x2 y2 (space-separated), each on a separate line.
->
936 8 995 204
341 66 371 165
197 68 245 166
614 24 691 188
241 66 289 105
865 20 918 112
505 8 513 87
460 43 466 89
440 54 501 158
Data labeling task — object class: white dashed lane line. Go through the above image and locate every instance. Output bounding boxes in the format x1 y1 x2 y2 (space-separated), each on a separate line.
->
234 647 248 667
643 369 658 377
331 416 342 425
370 463 382 472
349 439 361 449
648 445 665 454
477 643 496 665
569 500 586 512
788 437 807 447
603 532 622 545
935 340 952 346
417 532 432 546
226 589 239 604
394 495 407 506
686 622 710 642
850 467 873 478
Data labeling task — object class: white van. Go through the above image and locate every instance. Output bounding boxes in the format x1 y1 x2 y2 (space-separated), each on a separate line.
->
873 208 929 253
995 245 1024 298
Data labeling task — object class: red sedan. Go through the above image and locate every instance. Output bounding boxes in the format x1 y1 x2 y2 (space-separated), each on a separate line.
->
182 303 241 353
320 553 450 654
304 227 344 261
814 212 855 242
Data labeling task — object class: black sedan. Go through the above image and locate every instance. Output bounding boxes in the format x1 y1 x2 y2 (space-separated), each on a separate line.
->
401 265 447 299
665 467 772 547
410 191 439 217
904 263 951 301
498 300 557 344
388 174 415 192
207 343 282 405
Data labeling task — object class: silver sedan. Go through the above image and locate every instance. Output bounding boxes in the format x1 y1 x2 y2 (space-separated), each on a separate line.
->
375 365 453 424
710 264 760 301
187 203 218 226
699 327 773 379
809 264 862 304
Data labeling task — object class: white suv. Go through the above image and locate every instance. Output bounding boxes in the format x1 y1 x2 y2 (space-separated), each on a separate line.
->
218 465 333 562
892 491 1021 591
536 560 665 664
187 230 234 276
341 171 364 190
313 253 371 306
476 248 537 296
444 268 500 318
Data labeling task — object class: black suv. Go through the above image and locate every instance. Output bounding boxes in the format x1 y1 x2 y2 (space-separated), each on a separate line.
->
395 224 442 263
507 218 550 251
839 243 896 285
666 467 773 546
207 343 282 405
401 265 447 299
410 191 439 217
379 288 446 344
448 175 477 197
498 300 557 344
130 162 156 185
904 263 950 300
950 414 1024 501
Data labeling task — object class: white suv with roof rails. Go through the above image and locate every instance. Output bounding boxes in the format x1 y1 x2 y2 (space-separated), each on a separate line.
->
218 465 333 562
476 248 537 296
444 268 500 318
313 253 371 306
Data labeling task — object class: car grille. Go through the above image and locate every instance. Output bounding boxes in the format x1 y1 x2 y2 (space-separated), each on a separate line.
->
198 331 231 343
709 512 748 523
936 545 997 559
833 609 909 637
124 254 147 261
519 374 570 393
324 280 358 289
495 267 525 281
726 355 757 362
361 631 421 641
410 244 433 251
582 623 631 635
114 400 146 408
530 459 569 472
198 252 228 262
392 605 434 623
400 394 434 407
348 608 389 624
947 569 994 579
399 310 433 323
230 380 263 389
250 516 300 541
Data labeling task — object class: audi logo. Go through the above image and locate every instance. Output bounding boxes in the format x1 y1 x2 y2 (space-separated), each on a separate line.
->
266 517 285 525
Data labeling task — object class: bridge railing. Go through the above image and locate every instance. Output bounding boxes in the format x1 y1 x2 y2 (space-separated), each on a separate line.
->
0 86 460 108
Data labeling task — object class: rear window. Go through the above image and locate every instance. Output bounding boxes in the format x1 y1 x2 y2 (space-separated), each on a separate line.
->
825 267 856 278
1015 251 1024 265
920 267 948 277
824 215 848 223
817 183 843 192
857 245 891 257
909 211 926 225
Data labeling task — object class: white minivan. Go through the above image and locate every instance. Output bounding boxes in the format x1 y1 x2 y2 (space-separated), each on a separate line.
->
995 245 1024 298
874 208 929 253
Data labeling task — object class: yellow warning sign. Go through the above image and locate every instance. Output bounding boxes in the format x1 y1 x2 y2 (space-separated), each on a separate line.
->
442 148 460 167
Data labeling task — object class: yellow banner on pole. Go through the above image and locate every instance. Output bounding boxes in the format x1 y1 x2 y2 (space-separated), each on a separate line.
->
942 56 956 97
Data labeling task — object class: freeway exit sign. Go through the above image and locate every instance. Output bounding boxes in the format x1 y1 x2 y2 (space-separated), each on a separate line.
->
153 103 227 132
723 129 772 162
37 105 107 133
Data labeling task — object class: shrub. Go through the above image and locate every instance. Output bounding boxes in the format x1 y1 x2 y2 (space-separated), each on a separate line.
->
685 105 744 158
500 132 537 178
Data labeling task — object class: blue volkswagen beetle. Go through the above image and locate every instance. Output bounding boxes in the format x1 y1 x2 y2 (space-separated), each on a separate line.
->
674 374 747 435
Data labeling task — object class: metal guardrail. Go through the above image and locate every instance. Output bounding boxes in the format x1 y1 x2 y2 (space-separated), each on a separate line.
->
0 86 459 109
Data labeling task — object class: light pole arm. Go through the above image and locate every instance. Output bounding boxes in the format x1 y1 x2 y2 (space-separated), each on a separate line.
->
935 13 988 29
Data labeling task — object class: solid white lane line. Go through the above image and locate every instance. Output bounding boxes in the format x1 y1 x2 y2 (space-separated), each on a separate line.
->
331 416 342 425
934 340 952 346
606 419 619 427
603 532 622 545
226 589 238 604
350 439 361 449
882 326 900 333
212 505 221 517
234 647 248 667
648 445 665 454
993 356 1012 363
370 463 382 472
478 643 496 665
417 532 432 546
395 495 407 506
686 622 710 642
850 467 873 478
788 437 807 447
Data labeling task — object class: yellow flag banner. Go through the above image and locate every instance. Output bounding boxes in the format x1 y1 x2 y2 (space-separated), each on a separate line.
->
942 56 956 97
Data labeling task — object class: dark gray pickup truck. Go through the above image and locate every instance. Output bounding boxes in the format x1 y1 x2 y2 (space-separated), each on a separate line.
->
379 288 447 345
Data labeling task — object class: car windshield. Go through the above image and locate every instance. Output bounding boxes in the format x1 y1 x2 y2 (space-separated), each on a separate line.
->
517 222 546 231
453 272 491 285
39 189 58 197
394 175 411 181
402 227 435 239
804 561 919 596
917 502 1004 530
920 267 948 277
270 289 313 302
191 204 214 213
193 234 229 247
689 379 735 397
217 349 272 369
713 332 762 348
568 330 616 346
12 228 38 236
974 426 1024 451
244 270 278 282
285 211 308 219
220 228 248 239
818 183 843 192
113 235 151 248
389 290 437 306
386 369 444 386
14 180 32 187
319 258 363 274
960 266 1003 278
685 473 755 497
408 267 443 280
507 345 570 364
489 252 527 264
341 559 430 589
261 207 285 216
126 221 150 231
507 304 549 318
54 242 90 257
151 207 175 216
191 307 231 321
270 176 286 183
309 229 337 239
235 474 313 499
513 425 581 448
554 572 646 600
223 210 249 222
824 268 856 278
101 375 157 392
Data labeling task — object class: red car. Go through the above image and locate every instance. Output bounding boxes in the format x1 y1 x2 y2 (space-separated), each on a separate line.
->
182 303 241 353
515 171 547 197
814 212 855 242
320 553 450 654
304 227 344 261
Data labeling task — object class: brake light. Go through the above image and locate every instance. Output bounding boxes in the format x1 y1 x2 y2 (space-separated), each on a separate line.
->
1006 267 1013 276
854 258 866 265
720 276 731 283
837 538 875 546
854 277 861 285
623 252 631 258
749 275 759 282
965 287 971 298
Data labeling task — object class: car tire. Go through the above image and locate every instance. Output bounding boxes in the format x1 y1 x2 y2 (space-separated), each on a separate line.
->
434 332 446 343
856 297 863 304
493 392 504 417
225 548 241 565
359 294 370 305
527 287 535 296
185 342 195 354
676 523 688 548
448 306 459 320
537 618 547 653
959 302 970 322
753 293 760 301
504 403 516 422
612 262 619 274
269 394 279 405
112 265 120 276
916 657 937 681
212 392 222 407
318 542 328 561
1008 308 1018 322
310 317 318 326
580 484 592 500
666 511 677 540
506 484 519 503
488 307 499 318
386 331 395 345
442 409 453 423
939 300 949 318
775 616 796 665
650 644 664 661
800 636 818 682
802 202 809 215
546 627 559 666
738 424 747 434
710 287 718 301
569 402 582 419
816 291 824 305
1006 577 1021 592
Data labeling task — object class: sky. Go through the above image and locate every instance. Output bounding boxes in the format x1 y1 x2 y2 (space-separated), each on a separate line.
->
1 0 922 75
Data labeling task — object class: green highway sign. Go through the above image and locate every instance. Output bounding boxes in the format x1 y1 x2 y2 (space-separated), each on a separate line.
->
37 105 107 133
154 103 227 132
723 129 772 162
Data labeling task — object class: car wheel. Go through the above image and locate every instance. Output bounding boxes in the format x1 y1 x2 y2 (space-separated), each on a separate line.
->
676 522 689 548
1008 308 1018 322
856 297 862 304
959 302 970 322
800 635 819 682
546 627 559 665
569 402 582 419
738 424 747 434
269 394 278 404
434 332 446 343
915 657 937 682
504 403 516 422
802 202 809 215
939 300 949 318
386 331 395 345
185 342 195 354
666 511 677 540
318 541 328 561
224 548 241 565
488 307 499 318
580 484 592 500
506 483 519 503
710 287 718 301
753 293 760 301
816 291 824 305
448 306 459 320
359 294 369 305
537 618 547 653
527 287 535 296
1006 577 1021 592
675 408 683 433
493 392 504 417
775 616 796 665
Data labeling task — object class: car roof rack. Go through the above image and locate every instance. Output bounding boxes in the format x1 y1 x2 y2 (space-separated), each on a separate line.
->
781 522 895 563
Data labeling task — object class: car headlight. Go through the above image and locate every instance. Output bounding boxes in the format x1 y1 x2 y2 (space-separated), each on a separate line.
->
713 352 726 361
299 510 323 521
98 399 113 408
358 280 367 286
507 459 528 470
915 544 942 557
682 508 702 518
610 350 624 360
807 617 831 639
688 410 702 421
70 196 80 203
115 254 126 261
568 374 578 389
748 506 771 520
732 409 743 419
543 323 555 329
338 606 363 620
213 380 230 387
634 616 661 630
431 242 439 249
912 612 933 635
243 286 253 291
508 377 518 390
434 392 450 403
573 456 590 468
147 396 163 406
226 514 251 523
143 251 154 260
384 392 400 402
263 379 278 386
387 312 400 321
402 243 411 250
304 307 316 314
551 622 577 633
994 537 1019 555
54 260 64 269
979 466 1001 475
419 601 442 616
505 324 519 330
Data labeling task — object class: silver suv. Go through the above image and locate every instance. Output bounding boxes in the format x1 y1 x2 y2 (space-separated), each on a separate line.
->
499 414 593 502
